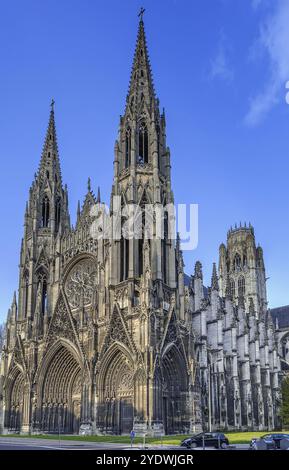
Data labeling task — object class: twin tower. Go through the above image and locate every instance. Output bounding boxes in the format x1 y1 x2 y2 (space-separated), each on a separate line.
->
0 16 280 435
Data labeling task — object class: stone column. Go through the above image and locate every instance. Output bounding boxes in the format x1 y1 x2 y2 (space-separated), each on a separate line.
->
21 382 31 434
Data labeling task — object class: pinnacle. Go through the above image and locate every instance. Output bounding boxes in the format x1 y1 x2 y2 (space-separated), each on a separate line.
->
194 261 203 279
38 101 62 184
211 263 219 291
225 273 232 299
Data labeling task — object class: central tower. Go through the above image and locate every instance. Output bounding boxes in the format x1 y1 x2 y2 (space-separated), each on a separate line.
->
110 17 175 290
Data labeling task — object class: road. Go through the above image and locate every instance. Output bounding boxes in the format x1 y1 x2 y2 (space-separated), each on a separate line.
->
0 437 249 451
0 436 131 450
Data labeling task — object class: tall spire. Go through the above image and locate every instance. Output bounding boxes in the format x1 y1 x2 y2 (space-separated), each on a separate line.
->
38 100 62 183
125 12 157 115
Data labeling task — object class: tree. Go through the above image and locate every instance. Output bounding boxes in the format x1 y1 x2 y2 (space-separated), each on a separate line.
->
281 375 289 427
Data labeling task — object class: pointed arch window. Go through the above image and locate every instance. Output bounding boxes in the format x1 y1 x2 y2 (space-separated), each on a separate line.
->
120 216 129 282
125 127 131 168
234 253 241 271
238 276 245 297
37 271 48 315
138 195 150 277
138 208 146 277
23 271 29 318
156 125 161 170
55 197 61 232
230 279 235 298
138 122 148 164
42 278 47 314
162 210 168 284
42 195 50 228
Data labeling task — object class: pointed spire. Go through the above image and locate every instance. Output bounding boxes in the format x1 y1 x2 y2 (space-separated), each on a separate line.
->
11 292 17 322
211 263 219 291
38 100 62 184
87 177 91 192
97 186 101 203
125 12 157 114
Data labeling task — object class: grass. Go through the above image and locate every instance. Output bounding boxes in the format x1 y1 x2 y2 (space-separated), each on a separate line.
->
0 431 286 446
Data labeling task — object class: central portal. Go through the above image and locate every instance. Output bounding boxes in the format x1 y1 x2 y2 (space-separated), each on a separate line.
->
98 346 134 434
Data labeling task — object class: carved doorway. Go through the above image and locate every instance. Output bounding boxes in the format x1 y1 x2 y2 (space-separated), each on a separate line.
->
99 347 134 434
40 345 82 433
5 369 25 432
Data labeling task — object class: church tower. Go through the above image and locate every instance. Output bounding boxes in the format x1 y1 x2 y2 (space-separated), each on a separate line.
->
110 16 176 291
17 102 70 337
93 14 196 434
218 224 267 317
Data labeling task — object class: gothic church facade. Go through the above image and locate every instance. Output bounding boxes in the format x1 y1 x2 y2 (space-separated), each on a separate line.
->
0 17 282 435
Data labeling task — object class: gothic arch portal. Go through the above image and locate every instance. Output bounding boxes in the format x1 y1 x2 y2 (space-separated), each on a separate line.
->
37 342 82 434
97 344 134 434
4 366 25 432
161 344 188 434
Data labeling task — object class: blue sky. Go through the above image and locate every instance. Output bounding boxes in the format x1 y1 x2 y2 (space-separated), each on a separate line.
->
0 0 289 321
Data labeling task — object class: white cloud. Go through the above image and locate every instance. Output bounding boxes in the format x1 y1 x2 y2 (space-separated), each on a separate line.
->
245 0 289 126
210 31 234 82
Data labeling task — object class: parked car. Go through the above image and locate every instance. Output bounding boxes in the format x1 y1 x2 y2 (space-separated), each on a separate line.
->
250 433 289 450
180 432 229 449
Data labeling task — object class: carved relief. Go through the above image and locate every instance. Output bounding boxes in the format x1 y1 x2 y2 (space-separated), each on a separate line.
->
46 295 76 346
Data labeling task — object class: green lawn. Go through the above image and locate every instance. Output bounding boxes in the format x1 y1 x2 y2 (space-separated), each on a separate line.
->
0 431 285 446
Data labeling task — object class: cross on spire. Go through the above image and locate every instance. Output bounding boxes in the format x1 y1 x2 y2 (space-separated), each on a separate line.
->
138 7 145 21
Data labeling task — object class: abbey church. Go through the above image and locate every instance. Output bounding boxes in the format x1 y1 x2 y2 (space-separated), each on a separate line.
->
0 16 288 435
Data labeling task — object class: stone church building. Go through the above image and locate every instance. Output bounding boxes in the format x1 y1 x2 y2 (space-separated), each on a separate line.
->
0 16 284 435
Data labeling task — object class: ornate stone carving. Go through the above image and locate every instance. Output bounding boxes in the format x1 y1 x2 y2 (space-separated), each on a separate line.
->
101 308 133 355
46 295 76 345
118 372 133 391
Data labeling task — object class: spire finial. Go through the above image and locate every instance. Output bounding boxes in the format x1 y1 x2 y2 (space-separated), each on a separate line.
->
97 186 101 203
138 7 145 21
50 98 55 112
87 177 91 192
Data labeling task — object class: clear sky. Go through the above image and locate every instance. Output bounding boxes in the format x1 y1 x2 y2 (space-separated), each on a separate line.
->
0 0 289 321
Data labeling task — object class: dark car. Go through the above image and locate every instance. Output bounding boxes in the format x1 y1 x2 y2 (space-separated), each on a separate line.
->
181 432 229 449
250 433 289 450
